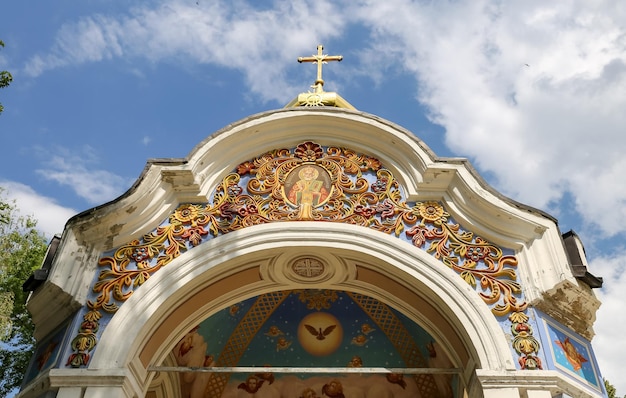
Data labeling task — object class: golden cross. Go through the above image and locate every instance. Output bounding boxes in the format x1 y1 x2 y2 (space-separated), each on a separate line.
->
298 44 342 92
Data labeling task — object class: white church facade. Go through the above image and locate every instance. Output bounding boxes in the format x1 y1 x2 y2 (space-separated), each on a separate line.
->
19 47 606 398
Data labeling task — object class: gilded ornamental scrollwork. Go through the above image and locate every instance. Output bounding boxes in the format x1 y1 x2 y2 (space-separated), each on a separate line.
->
67 141 540 370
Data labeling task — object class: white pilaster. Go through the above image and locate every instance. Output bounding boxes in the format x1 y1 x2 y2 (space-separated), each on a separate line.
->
484 387 521 398
527 391 553 398
55 387 83 398
82 386 134 398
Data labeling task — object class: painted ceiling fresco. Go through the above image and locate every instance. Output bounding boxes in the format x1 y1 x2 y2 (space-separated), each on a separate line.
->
171 289 457 398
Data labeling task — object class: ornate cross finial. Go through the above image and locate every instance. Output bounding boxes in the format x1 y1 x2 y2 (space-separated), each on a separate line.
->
298 44 342 93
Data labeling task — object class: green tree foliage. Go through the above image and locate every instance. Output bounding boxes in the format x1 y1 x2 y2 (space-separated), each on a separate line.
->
604 378 626 398
0 40 13 114
0 190 47 396
605 379 617 398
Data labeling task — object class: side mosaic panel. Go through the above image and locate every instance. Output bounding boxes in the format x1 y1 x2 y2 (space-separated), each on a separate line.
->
533 309 604 394
65 141 540 370
22 318 73 387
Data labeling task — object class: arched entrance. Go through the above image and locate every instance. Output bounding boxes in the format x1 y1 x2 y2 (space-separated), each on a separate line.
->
90 224 514 398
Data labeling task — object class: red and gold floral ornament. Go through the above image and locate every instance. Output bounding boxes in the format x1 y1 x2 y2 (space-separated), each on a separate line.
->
66 141 540 369
510 312 542 370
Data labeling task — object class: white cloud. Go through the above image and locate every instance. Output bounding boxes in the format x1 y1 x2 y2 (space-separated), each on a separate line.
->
0 181 76 239
589 252 626 393
19 1 626 235
35 145 130 205
30 0 622 237
22 0 346 103
353 0 626 239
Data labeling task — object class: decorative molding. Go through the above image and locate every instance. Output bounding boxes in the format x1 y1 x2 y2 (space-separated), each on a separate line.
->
66 141 535 370
290 257 327 281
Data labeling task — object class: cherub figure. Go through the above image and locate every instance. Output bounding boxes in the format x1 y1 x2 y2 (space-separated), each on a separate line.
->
238 376 264 394
322 379 345 398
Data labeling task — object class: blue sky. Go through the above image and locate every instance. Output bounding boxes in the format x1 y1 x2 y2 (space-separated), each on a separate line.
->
1 0 625 393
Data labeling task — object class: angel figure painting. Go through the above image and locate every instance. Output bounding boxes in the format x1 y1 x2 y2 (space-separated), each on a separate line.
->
542 315 601 389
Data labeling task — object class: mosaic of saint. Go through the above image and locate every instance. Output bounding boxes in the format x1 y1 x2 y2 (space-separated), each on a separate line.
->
283 164 332 219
